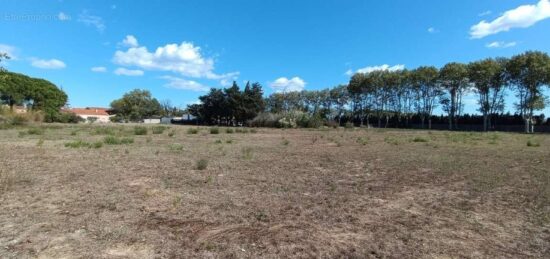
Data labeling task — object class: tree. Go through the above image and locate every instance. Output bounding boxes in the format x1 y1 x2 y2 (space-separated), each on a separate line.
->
411 66 441 129
110 89 162 122
330 85 349 125
0 53 9 72
506 51 550 133
439 62 469 130
468 58 507 131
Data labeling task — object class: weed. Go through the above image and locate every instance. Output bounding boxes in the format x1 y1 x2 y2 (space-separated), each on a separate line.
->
527 139 540 147
152 126 168 134
356 136 369 145
210 127 220 134
411 136 429 143
169 143 184 151
168 130 176 137
242 147 253 160
282 139 289 146
196 159 208 170
226 139 233 144
36 139 44 147
146 137 152 143
187 128 199 134
214 139 223 144
104 136 134 145
225 128 234 134
134 126 148 135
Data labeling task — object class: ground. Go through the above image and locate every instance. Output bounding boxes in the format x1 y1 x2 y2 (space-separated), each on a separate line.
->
0 124 549 258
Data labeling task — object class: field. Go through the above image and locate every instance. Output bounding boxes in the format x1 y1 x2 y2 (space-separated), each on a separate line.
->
1 124 549 258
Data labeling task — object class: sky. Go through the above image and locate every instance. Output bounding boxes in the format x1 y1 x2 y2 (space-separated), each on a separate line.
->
1 0 550 115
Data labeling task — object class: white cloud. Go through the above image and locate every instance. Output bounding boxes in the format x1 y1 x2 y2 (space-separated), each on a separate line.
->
31 58 66 69
160 75 210 92
58 12 70 21
345 69 354 76
478 10 492 17
486 41 517 48
120 35 139 48
269 77 306 92
78 11 105 32
114 67 143 76
470 0 550 39
427 27 439 33
355 64 405 74
0 44 17 60
91 66 107 72
112 37 238 81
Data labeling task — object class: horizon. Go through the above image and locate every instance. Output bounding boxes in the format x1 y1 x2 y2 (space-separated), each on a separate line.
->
1 0 550 115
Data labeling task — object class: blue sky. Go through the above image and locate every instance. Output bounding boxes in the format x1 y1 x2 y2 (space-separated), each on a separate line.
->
1 0 550 115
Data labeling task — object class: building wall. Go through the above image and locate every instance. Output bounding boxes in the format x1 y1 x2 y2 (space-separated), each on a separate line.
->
78 115 112 123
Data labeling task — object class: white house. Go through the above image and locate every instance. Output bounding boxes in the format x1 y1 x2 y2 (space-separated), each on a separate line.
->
71 107 113 123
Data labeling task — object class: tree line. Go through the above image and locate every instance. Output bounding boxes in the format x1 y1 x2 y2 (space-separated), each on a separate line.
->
248 51 550 133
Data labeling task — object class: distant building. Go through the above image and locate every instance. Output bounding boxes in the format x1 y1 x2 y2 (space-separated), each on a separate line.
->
71 107 113 123
1 105 28 114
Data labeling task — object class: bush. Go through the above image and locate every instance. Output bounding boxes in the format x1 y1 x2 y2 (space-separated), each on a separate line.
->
92 127 116 135
249 112 281 128
168 130 176 137
196 159 208 170
344 122 354 129
134 126 148 135
104 136 134 145
169 143 184 151
65 140 103 149
412 136 429 143
27 127 45 135
527 139 540 147
236 128 249 133
225 128 234 134
210 127 220 134
152 126 168 134
187 128 199 134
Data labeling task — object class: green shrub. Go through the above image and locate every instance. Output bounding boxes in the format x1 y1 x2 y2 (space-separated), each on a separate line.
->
225 128 234 134
104 136 134 145
196 159 208 170
152 126 168 134
65 140 102 149
187 128 199 134
9 115 28 126
27 127 45 135
168 130 176 137
356 136 369 145
242 147 253 160
250 129 258 133
236 128 249 133
210 127 220 134
527 139 540 147
344 122 354 129
226 139 233 144
214 139 223 144
37 139 44 147
412 136 429 143
169 143 184 151
282 139 289 146
134 126 148 135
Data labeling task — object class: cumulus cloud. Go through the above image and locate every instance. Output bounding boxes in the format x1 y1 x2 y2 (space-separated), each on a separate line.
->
486 41 517 49
91 66 107 72
356 64 405 74
470 0 550 39
120 35 139 48
160 75 210 92
114 67 143 76
58 12 71 21
78 11 105 32
112 36 238 81
269 77 306 92
0 44 17 60
478 10 492 17
31 58 66 69
427 27 439 33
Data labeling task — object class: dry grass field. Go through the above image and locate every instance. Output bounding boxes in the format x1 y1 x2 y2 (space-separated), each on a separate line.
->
0 124 549 258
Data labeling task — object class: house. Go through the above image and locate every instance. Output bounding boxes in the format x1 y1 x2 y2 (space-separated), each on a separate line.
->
71 107 113 123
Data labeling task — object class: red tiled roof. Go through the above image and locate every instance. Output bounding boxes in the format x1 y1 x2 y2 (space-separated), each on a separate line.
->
71 107 110 116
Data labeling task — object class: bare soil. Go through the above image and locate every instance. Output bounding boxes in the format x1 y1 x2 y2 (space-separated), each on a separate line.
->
1 124 549 258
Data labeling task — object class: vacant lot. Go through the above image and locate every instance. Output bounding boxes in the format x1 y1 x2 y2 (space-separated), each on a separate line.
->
0 124 549 258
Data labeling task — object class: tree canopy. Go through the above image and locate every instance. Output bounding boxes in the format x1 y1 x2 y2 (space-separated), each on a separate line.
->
110 89 162 122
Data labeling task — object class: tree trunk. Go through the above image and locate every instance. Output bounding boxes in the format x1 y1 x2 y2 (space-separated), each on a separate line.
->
483 112 488 132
